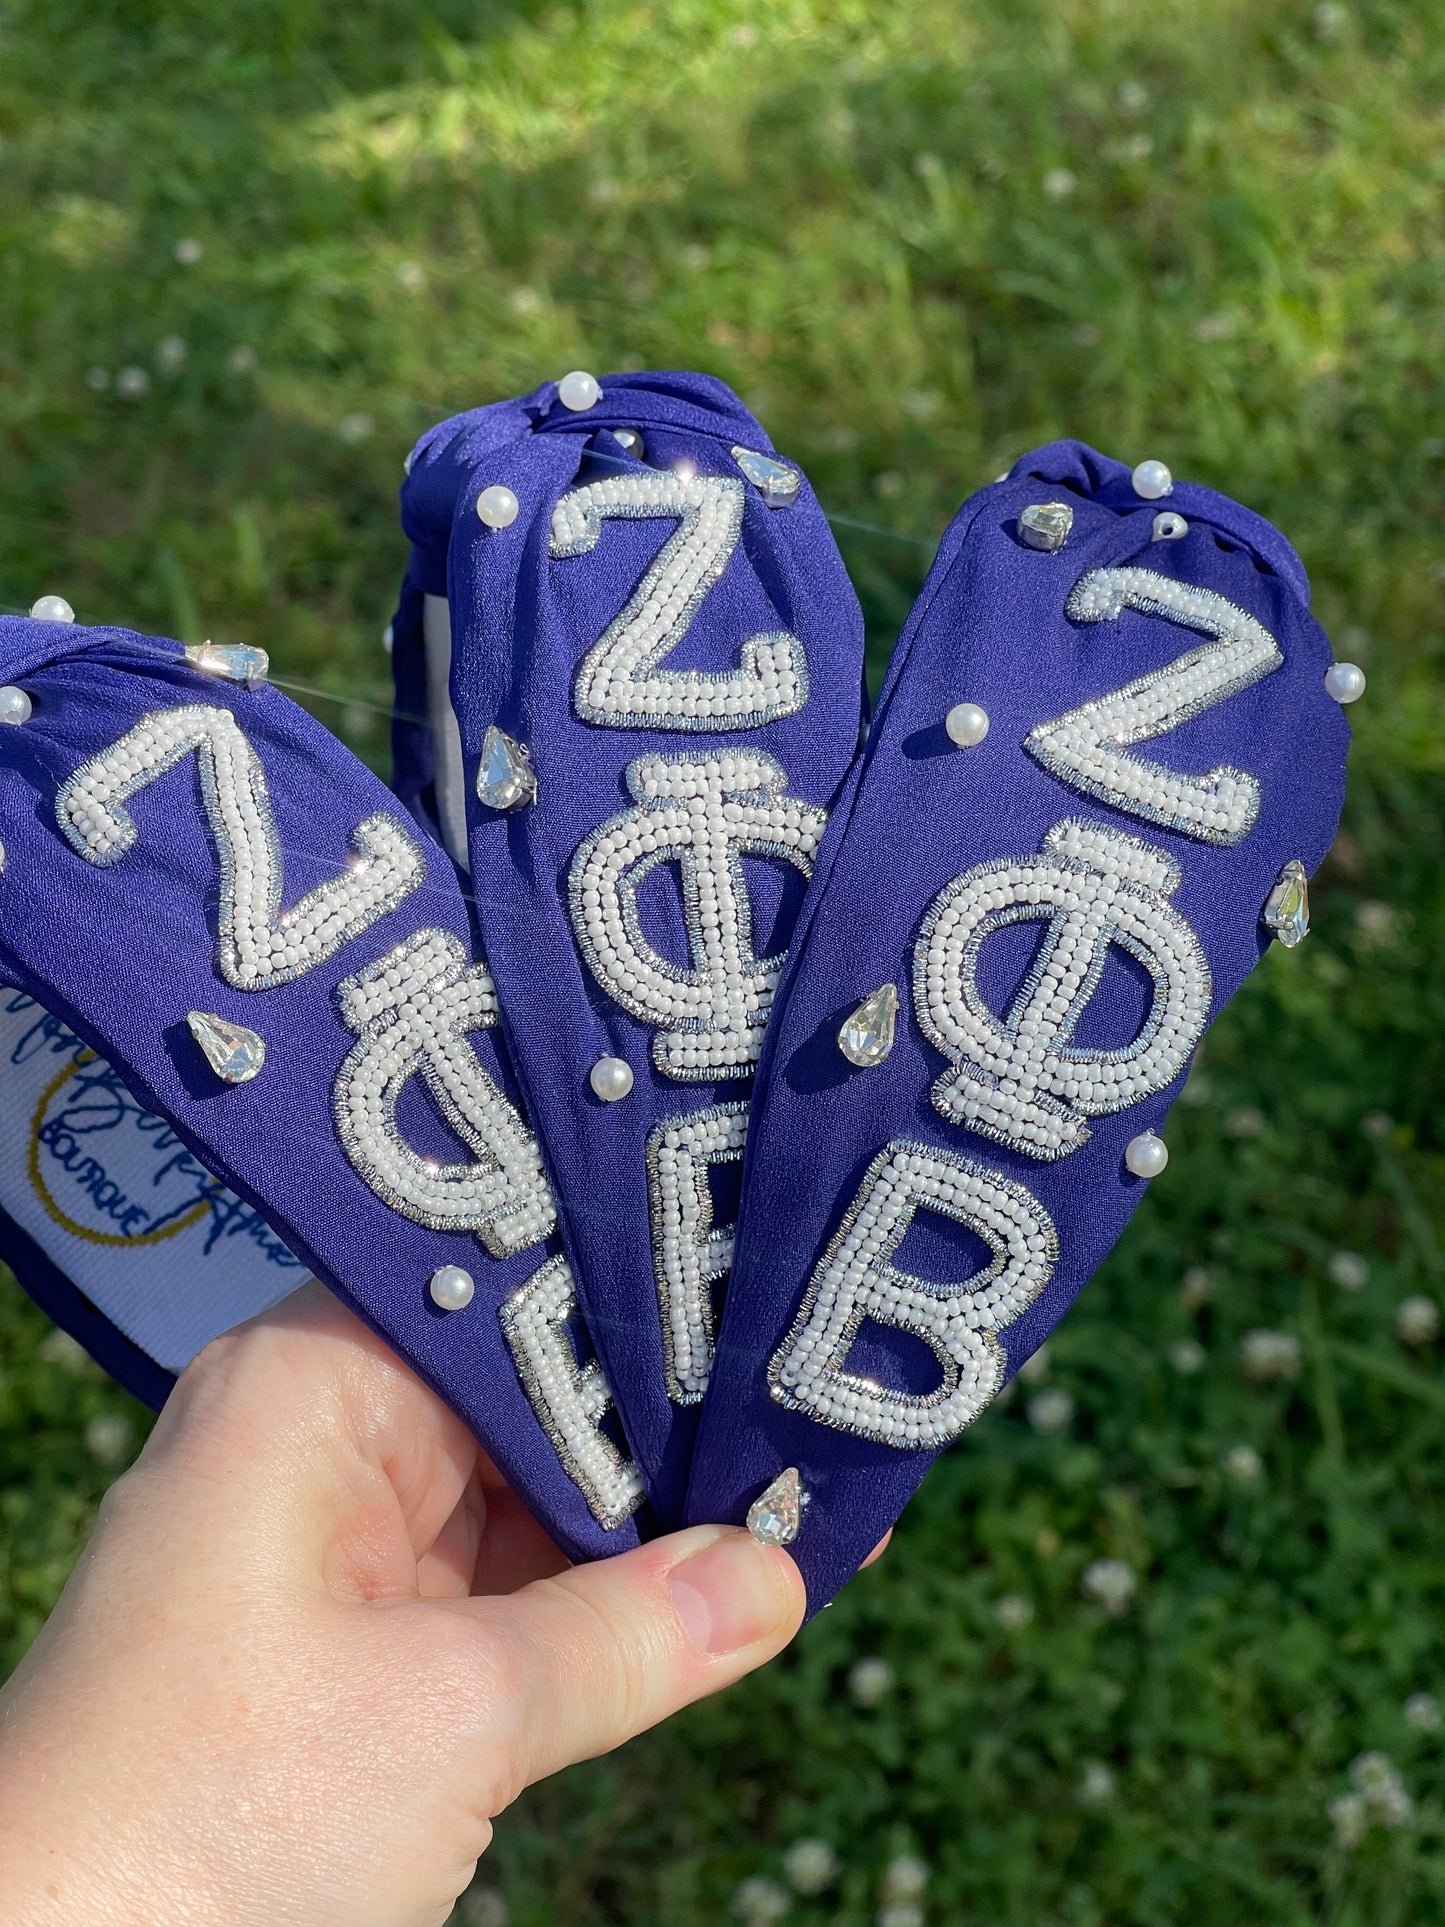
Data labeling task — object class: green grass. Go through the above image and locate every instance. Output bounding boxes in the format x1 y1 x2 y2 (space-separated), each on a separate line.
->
3 1 1445 1920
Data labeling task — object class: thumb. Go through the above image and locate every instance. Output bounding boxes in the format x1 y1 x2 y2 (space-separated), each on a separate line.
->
457 1523 806 1801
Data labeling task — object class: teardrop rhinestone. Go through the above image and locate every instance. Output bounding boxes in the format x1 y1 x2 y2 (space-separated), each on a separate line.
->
839 983 899 1068
183 641 270 689
1262 859 1310 948
476 724 537 810
731 444 802 506
746 1467 809 1547
1017 502 1074 551
187 1010 266 1084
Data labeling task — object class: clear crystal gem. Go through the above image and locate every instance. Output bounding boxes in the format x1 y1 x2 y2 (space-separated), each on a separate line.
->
1262 859 1310 948
612 426 646 459
184 641 270 689
731 445 802 506
187 1010 266 1084
839 983 899 1067
1018 502 1074 551
746 1467 809 1547
476 724 537 810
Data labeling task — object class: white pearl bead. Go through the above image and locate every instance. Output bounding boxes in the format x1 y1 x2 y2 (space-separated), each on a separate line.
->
1124 1131 1169 1178
1324 661 1366 704
30 595 74 623
477 484 520 529
1131 459 1173 500
429 1264 475 1311
0 687 33 726
945 701 990 747
1151 511 1188 540
558 370 602 412
589 1055 634 1101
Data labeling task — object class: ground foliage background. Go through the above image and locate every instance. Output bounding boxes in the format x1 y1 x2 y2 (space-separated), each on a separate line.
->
1 0 1444 1921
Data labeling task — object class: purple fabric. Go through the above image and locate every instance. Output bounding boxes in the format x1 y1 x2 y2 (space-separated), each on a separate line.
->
397 372 866 1526
0 616 636 1565
685 441 1350 1611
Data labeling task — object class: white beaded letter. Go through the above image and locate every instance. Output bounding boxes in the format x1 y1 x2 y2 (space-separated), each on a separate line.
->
769 1141 1057 1448
57 704 424 989
570 752 826 1080
335 929 556 1257
646 1102 748 1402
915 818 1212 1161
1026 567 1283 845
501 1255 645 1529
552 472 807 729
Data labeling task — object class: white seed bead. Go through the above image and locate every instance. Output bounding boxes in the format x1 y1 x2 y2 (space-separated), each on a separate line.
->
477 484 520 529
429 1264 476 1311
29 594 74 623
589 1055 634 1101
945 701 990 747
1324 661 1366 704
0 687 32 726
1124 1131 1169 1178
1151 511 1188 540
1131 459 1173 500
558 369 602 412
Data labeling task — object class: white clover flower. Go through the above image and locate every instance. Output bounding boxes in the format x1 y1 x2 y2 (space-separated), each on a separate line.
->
1361 1111 1393 1140
227 345 258 375
1405 1693 1441 1734
1313 2 1348 40
1117 80 1149 113
1079 1759 1116 1804
732 1876 789 1923
156 335 188 373
508 286 542 317
1223 1444 1264 1483
396 260 427 291
85 366 111 392
84 1414 132 1466
1081 1558 1137 1614
451 1889 508 1927
1043 167 1076 201
1179 1266 1216 1309
1328 1251 1369 1291
1224 1104 1266 1138
1397 1297 1440 1346
337 411 375 444
1355 901 1399 945
1239 1329 1301 1381
880 1854 928 1902
1329 1790 1366 1849
115 366 151 399
1350 1751 1414 1827
39 1327 91 1373
878 1907 924 1927
1028 1388 1075 1435
782 1839 838 1895
173 236 203 264
1193 313 1236 344
1018 1343 1050 1384
848 1656 896 1708
994 1594 1034 1631
1169 1338 1206 1375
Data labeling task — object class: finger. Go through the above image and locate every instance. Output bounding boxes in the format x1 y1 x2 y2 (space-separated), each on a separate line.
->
469 1483 572 1596
451 1524 805 1804
417 1466 488 1599
861 1528 892 1569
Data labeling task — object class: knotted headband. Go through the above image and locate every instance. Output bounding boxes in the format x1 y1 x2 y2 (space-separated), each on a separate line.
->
685 440 1352 1608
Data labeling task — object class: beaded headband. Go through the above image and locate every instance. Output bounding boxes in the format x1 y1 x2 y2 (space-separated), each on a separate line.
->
0 393 1359 1603
685 440 1354 1608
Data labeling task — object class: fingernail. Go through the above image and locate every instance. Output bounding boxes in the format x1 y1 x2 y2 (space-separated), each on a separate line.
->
667 1528 792 1656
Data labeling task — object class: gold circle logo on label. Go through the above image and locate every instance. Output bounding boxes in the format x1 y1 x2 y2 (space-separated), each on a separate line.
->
28 1052 210 1249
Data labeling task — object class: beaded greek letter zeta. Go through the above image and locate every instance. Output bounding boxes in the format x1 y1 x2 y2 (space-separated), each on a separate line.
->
57 704 424 989
1026 567 1282 845
551 472 808 730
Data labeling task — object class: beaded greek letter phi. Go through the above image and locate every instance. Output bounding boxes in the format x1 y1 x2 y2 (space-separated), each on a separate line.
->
768 1141 1057 1447
334 928 556 1257
1026 568 1283 845
551 472 808 729
569 752 827 1079
500 1256 645 1529
915 818 1212 1160
57 705 424 989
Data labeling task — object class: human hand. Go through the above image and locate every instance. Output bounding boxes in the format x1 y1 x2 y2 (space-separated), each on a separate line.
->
0 1281 808 1927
